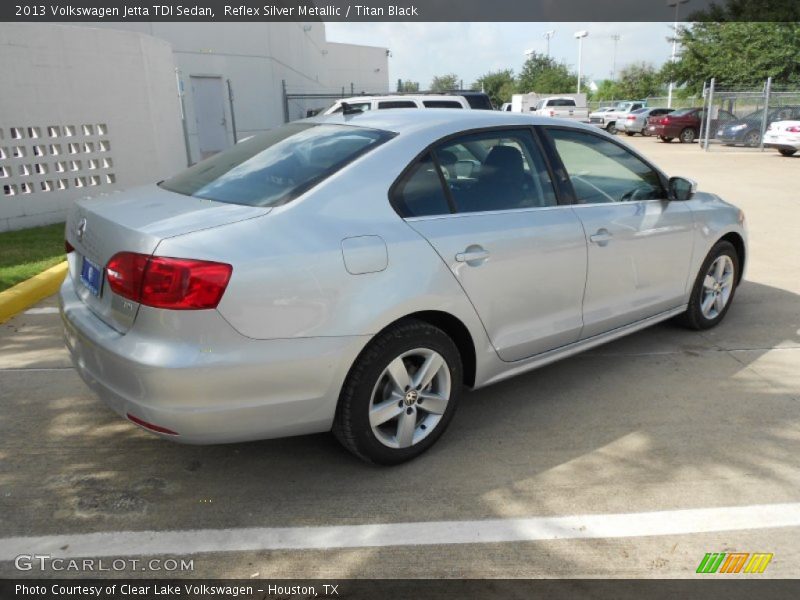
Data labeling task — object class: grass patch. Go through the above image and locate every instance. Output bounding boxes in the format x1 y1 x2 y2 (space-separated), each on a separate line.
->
0 223 66 292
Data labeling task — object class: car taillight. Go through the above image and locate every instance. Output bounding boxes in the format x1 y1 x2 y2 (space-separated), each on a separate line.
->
786 125 800 133
627 115 635 120
106 251 232 310
65 240 75 253
662 117 670 124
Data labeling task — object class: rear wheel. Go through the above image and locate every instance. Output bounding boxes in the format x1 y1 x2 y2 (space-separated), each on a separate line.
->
679 128 697 143
660 136 674 143
333 319 463 465
778 148 796 156
744 131 761 147
677 241 740 330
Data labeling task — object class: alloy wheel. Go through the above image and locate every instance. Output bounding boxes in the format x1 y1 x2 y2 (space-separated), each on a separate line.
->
700 255 735 320
369 348 451 449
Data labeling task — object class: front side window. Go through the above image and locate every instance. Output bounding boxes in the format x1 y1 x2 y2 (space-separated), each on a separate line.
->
547 128 666 204
434 129 557 213
160 123 393 207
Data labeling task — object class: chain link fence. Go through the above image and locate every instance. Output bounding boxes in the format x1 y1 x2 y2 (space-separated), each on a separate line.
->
700 78 800 151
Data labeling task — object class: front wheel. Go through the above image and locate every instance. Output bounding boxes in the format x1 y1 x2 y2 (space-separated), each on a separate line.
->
625 131 635 137
660 136 674 143
333 319 463 464
677 241 740 330
606 123 617 135
744 131 761 147
679 128 697 143
779 148 797 156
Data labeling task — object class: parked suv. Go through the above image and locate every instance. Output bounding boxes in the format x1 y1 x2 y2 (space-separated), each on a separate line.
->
717 106 800 147
648 107 736 143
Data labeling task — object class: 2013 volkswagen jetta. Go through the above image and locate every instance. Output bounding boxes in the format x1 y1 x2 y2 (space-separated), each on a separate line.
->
60 110 747 464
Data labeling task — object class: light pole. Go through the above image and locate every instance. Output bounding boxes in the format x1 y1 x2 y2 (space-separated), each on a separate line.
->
667 0 690 108
544 30 555 57
574 30 588 94
610 34 621 81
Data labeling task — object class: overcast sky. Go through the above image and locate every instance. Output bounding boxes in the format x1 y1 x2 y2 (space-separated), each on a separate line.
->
326 22 677 89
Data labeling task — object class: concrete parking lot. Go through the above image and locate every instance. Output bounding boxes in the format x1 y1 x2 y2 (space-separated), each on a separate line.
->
1 137 799 579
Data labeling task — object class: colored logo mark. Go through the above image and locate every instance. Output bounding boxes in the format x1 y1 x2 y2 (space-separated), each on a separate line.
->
696 552 773 574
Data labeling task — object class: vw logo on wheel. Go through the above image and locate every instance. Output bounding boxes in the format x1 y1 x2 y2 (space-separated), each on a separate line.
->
403 389 418 406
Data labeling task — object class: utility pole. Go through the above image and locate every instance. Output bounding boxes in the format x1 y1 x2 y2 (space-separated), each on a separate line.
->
544 30 555 57
610 34 621 80
574 30 588 94
667 0 690 108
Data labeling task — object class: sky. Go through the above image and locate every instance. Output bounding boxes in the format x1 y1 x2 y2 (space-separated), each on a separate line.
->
325 22 677 90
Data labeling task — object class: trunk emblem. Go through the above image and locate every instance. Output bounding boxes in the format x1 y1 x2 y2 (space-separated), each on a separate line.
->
76 218 87 242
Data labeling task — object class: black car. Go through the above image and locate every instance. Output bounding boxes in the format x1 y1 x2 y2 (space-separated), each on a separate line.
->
717 105 800 147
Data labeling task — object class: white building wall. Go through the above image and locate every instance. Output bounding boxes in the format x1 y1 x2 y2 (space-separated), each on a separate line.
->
0 24 185 231
77 22 389 162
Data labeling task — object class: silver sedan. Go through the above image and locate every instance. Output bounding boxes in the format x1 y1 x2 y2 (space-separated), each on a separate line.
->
60 110 747 464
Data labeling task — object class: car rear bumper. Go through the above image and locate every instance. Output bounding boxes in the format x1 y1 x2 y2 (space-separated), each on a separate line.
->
59 276 368 444
764 142 800 151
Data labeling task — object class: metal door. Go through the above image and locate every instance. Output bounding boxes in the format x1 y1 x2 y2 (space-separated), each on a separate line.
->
191 76 228 160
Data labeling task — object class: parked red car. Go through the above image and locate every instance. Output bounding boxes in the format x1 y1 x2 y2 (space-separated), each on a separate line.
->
646 107 737 143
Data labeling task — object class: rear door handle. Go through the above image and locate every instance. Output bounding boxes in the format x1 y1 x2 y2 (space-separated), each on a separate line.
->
589 229 613 246
455 246 490 264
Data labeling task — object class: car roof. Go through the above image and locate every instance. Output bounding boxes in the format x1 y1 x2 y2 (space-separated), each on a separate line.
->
307 108 594 136
334 95 467 103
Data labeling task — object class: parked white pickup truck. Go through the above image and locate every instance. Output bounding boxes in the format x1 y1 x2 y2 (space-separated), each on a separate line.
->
530 96 590 122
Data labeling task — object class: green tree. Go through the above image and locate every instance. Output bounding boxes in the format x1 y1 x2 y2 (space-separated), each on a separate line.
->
590 79 622 102
430 73 460 92
661 22 800 93
397 79 419 92
615 62 664 99
517 52 578 94
472 69 516 106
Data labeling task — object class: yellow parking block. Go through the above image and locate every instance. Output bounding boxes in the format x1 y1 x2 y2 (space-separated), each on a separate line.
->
0 261 67 324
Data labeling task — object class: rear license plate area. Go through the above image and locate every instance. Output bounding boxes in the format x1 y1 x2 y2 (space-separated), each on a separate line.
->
80 256 102 297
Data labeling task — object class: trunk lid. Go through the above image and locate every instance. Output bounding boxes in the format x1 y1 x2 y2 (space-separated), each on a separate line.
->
65 184 269 333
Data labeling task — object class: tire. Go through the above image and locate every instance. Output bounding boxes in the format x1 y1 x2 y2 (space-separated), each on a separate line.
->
679 128 697 143
743 131 761 147
677 240 740 330
625 132 635 137
660 136 674 143
643 129 652 137
778 148 796 157
333 319 463 465
606 123 617 135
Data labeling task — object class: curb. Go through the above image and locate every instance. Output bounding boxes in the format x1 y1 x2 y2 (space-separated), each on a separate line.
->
0 261 68 324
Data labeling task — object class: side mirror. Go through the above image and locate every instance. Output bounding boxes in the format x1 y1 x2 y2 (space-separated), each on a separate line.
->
668 176 697 201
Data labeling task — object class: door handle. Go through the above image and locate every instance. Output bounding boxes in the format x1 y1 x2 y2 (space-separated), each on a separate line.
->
589 229 613 246
455 246 490 264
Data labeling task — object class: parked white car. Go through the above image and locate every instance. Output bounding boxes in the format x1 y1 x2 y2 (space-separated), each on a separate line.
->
324 95 470 115
763 120 800 156
590 100 647 134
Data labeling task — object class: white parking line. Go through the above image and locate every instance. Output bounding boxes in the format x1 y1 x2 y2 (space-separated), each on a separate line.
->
2 502 800 560
23 307 59 315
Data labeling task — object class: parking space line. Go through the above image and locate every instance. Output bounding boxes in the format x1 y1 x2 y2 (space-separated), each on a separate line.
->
23 307 60 315
2 502 800 560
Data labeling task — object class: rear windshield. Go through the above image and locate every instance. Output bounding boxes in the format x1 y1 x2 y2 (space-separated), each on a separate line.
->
160 123 393 207
670 108 695 117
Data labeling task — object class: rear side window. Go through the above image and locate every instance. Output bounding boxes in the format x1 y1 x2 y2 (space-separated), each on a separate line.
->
392 153 452 217
378 100 417 109
160 123 393 207
462 94 494 110
422 100 464 109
